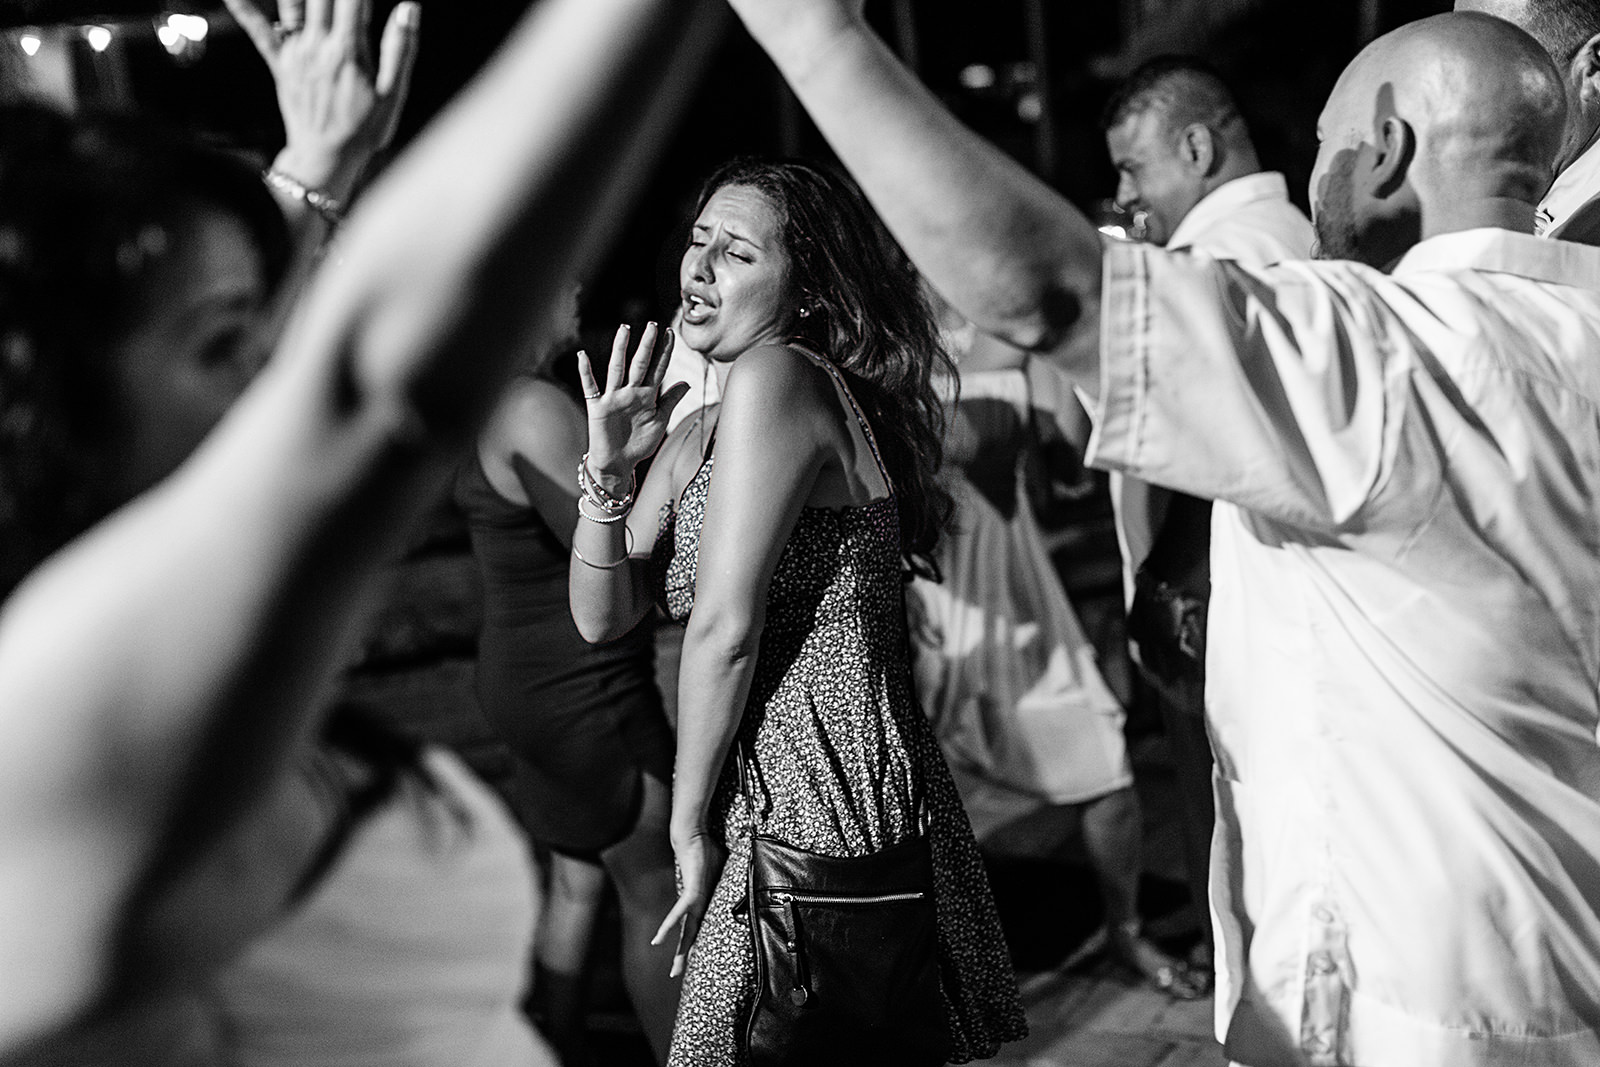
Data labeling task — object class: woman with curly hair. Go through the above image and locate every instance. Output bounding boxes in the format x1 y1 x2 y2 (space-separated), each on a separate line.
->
570 158 1026 1065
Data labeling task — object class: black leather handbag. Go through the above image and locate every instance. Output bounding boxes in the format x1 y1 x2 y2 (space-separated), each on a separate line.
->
737 747 951 1067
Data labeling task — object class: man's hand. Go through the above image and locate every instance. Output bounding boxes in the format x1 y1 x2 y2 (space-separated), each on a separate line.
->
224 0 421 200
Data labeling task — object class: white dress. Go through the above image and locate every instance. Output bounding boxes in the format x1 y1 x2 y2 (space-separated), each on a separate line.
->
908 368 1132 842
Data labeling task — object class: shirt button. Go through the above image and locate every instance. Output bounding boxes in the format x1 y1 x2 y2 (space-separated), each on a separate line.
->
1308 952 1336 976
1313 906 1335 924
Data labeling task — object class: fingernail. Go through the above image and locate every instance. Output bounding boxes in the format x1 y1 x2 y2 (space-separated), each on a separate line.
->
396 2 420 27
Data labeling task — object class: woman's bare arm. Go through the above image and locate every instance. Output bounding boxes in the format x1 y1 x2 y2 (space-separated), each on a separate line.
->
0 0 723 1048
652 345 832 976
570 323 694 643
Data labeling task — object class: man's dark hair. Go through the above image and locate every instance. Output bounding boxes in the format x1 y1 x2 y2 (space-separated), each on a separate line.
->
1101 55 1248 138
1523 0 1600 63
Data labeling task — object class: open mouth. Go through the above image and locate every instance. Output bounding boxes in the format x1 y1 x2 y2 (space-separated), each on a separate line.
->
681 292 714 326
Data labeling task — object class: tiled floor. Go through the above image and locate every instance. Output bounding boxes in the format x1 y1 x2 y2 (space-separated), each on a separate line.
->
994 951 1225 1067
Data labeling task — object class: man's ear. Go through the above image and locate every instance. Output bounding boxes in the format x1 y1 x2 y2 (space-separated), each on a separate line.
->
1573 32 1600 105
1368 115 1415 200
1181 124 1219 177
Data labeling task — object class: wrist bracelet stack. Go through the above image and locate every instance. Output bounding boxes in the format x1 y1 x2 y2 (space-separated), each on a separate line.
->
573 453 635 569
578 453 635 516
263 168 346 227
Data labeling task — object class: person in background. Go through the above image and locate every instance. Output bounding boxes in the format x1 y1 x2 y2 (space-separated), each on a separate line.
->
1454 0 1600 241
570 157 1026 1065
1101 56 1313 984
729 3 1600 1064
0 0 721 1055
458 287 679 1064
910 292 1205 999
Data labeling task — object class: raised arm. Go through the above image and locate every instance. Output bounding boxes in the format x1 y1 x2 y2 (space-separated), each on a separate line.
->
225 0 422 246
0 0 721 1048
727 0 1103 371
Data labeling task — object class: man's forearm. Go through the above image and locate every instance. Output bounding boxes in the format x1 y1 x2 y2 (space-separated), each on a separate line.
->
733 2 1102 360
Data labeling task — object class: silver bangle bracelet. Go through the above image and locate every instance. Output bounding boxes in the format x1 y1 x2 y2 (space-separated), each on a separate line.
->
571 525 634 569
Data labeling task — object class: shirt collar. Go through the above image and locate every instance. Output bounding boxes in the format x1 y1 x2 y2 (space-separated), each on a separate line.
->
1167 171 1293 250
1539 137 1600 236
1391 227 1600 288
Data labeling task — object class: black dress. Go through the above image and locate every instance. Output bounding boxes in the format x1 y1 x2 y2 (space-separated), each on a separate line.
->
648 352 1026 1065
456 455 673 856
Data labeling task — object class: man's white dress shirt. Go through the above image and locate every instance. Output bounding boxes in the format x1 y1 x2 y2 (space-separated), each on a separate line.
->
1090 228 1600 1067
1538 136 1600 238
1113 172 1313 608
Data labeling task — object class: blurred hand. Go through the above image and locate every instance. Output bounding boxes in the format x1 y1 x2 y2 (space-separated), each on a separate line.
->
651 827 727 978
577 322 690 488
224 0 421 196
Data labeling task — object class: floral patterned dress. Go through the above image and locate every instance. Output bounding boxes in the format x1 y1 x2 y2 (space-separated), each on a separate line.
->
649 356 1026 1065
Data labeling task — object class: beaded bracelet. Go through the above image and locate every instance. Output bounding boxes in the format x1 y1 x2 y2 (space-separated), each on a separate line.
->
262 169 346 227
577 496 630 524
578 452 635 513
571 525 634 569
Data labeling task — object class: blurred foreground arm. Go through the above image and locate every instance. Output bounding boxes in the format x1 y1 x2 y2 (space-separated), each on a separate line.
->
0 0 721 1050
728 0 1103 376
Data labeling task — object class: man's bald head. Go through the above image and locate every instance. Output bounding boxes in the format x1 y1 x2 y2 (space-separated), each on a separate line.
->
1455 0 1600 172
1310 11 1565 265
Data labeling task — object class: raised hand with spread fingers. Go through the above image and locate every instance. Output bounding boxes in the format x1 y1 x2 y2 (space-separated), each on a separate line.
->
223 0 421 230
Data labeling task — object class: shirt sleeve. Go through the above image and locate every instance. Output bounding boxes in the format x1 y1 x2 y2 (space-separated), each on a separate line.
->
1087 240 1407 530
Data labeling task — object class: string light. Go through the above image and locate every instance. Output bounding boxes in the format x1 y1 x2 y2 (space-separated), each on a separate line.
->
83 25 112 52
18 32 41 57
170 14 208 42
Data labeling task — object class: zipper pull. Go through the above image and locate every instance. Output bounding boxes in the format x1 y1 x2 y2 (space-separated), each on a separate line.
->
776 892 811 1006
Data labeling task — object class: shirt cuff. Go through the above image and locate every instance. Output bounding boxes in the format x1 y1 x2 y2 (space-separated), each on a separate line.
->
1086 240 1153 478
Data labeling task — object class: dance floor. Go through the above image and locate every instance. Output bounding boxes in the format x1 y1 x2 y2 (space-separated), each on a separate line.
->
586 731 1226 1066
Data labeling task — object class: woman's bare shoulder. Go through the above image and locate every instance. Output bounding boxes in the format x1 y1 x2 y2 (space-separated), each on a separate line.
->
482 376 583 461
723 344 835 416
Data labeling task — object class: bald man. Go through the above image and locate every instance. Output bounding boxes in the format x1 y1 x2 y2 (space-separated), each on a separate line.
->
727 3 1600 1065
1455 0 1600 240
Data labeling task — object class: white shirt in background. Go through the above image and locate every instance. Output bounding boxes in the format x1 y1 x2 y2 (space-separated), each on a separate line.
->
1538 136 1600 237
1111 170 1313 609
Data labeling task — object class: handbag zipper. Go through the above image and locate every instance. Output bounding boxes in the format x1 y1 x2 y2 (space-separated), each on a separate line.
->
766 889 931 1007
767 889 929 905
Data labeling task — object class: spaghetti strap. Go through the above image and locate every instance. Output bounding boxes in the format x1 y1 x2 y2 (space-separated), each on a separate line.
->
789 344 894 499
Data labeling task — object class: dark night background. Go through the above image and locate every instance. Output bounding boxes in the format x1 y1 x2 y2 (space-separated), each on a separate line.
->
2 0 1455 327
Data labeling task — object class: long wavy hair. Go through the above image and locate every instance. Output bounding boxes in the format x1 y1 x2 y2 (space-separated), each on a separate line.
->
0 104 290 598
693 158 954 577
